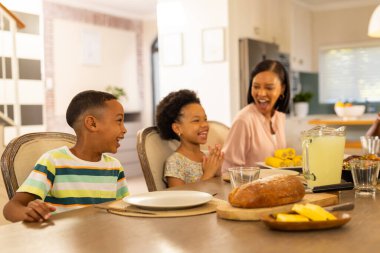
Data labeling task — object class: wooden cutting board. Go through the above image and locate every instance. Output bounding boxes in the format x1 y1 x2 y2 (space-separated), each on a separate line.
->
217 193 338 221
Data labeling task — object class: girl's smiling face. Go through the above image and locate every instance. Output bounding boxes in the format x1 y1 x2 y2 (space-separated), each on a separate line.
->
251 71 284 118
172 103 209 145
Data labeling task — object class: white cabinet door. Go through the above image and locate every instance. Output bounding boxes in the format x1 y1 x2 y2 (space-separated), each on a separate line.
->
266 0 291 54
291 3 313 72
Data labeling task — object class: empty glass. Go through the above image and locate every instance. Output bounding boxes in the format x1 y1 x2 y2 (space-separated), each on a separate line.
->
349 159 379 197
228 167 260 188
360 136 380 155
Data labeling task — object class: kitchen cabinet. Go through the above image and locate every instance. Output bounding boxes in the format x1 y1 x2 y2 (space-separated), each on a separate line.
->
236 0 291 53
266 0 291 54
248 0 267 41
290 3 313 71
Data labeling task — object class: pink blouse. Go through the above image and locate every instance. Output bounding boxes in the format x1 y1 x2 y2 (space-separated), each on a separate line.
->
221 104 286 172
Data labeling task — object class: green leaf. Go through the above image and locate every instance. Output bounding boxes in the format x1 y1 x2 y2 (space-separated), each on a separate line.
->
293 91 313 102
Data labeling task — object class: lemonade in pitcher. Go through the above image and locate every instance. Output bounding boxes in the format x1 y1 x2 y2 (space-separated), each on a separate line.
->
302 126 345 188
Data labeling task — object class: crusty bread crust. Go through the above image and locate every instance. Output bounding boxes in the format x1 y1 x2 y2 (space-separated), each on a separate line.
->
228 174 305 208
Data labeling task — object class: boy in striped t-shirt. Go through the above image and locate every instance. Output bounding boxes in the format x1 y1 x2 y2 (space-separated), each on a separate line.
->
3 90 129 222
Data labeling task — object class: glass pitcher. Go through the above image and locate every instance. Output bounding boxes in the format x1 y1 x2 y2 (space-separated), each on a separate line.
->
301 125 346 188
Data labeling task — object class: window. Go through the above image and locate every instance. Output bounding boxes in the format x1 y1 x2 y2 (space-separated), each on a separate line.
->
319 44 380 103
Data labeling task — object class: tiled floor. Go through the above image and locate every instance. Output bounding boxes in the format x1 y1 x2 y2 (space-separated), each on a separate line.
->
0 174 148 226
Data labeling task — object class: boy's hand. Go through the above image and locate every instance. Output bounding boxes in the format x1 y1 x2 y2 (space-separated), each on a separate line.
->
202 144 224 180
23 199 56 222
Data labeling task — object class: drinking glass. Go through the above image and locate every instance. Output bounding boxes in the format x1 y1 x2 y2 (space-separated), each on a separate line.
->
228 167 260 188
360 136 380 155
349 159 379 197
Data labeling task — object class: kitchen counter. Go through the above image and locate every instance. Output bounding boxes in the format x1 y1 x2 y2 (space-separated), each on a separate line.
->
286 114 377 153
308 114 376 126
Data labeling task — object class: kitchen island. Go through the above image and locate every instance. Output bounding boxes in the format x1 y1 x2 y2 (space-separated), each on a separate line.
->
286 114 376 152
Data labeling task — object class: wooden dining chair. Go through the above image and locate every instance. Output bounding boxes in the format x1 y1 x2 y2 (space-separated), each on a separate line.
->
200 120 230 151
136 121 230 192
0 132 76 199
136 126 180 192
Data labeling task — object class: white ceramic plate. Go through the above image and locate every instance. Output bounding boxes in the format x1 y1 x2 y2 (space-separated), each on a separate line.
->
256 162 302 171
123 191 213 210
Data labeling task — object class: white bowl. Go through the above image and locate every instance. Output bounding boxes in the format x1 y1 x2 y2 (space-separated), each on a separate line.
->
334 105 365 119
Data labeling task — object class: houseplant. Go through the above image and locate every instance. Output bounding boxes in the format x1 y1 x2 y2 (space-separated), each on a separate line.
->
106 85 128 110
293 91 313 117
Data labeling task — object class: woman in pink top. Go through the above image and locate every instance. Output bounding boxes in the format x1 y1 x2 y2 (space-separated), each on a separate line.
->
222 60 290 172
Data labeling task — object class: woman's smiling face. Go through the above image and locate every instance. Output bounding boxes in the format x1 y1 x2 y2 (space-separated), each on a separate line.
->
251 71 284 118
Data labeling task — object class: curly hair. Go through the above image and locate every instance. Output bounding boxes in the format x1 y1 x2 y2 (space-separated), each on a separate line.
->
247 59 290 113
156 89 200 140
66 90 116 128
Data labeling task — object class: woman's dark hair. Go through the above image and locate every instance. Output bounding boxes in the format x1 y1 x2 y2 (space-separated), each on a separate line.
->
156 89 200 141
66 90 116 128
247 59 290 113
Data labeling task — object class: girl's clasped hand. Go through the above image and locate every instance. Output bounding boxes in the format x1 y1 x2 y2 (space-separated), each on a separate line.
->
202 144 224 179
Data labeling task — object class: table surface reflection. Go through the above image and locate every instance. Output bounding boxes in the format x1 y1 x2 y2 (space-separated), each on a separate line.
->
0 177 379 253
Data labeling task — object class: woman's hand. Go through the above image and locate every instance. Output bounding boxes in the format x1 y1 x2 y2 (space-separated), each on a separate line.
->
366 112 380 137
202 144 224 180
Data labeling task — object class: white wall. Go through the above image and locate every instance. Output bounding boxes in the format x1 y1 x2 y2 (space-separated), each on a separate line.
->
53 19 140 125
156 0 231 125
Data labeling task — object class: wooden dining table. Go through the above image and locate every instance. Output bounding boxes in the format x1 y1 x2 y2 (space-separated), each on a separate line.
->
0 177 379 253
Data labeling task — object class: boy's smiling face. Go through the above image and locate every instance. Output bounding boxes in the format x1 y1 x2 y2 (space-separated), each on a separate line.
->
95 99 127 154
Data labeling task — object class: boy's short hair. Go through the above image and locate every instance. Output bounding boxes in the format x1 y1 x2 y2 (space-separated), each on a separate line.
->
66 90 116 128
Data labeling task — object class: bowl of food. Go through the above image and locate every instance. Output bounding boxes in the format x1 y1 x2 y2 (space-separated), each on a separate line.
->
334 103 365 120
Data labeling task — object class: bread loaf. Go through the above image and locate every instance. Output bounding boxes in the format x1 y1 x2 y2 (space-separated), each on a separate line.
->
228 174 305 208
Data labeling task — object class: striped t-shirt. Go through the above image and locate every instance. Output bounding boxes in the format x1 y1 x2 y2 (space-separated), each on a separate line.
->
17 146 129 213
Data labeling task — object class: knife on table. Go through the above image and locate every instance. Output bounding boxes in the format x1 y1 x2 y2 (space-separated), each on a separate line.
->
305 182 354 193
324 202 355 212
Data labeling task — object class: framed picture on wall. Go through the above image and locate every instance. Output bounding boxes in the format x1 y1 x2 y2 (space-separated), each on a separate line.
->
161 33 183 66
82 30 102 65
202 27 225 63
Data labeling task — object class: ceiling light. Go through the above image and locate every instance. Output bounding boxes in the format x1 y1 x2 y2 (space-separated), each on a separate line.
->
368 4 380 38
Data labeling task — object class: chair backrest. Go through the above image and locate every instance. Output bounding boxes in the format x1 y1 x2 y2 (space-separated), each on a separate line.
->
1 132 76 199
200 120 230 151
136 126 180 192
136 121 229 192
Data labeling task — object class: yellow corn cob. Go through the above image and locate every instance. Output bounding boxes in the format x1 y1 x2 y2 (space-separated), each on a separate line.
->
265 156 287 168
284 159 294 167
276 213 310 222
293 155 302 166
287 148 296 159
292 203 337 221
274 148 289 159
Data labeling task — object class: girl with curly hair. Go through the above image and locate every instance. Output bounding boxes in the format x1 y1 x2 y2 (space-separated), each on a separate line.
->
156 89 224 187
